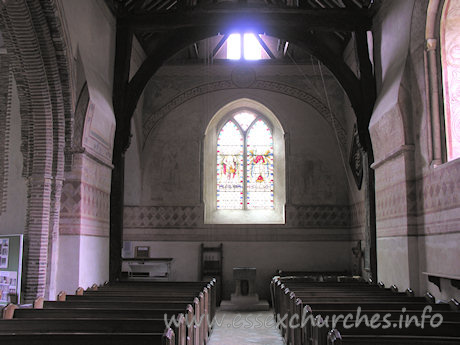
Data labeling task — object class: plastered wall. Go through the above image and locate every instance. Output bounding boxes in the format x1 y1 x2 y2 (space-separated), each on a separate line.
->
124 62 366 299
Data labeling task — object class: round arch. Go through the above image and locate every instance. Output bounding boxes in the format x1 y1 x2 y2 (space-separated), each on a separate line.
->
0 0 72 301
125 29 361 135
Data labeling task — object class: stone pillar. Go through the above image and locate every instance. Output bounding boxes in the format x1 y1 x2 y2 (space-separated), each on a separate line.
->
425 38 443 166
23 176 52 301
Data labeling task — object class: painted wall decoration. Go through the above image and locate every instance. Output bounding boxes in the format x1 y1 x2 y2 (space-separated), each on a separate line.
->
83 100 115 164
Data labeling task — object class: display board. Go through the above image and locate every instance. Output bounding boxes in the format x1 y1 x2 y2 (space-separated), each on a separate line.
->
0 234 23 305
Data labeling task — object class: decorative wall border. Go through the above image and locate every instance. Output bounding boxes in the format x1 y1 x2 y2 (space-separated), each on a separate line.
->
124 204 353 230
123 227 352 242
142 79 347 147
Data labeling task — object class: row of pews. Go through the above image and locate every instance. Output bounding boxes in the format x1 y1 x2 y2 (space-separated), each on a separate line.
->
271 275 460 345
0 279 216 345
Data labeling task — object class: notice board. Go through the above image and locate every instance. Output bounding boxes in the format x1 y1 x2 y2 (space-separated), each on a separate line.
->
0 234 23 305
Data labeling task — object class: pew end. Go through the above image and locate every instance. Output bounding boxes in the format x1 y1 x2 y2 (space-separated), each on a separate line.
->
75 287 84 295
2 303 18 319
450 298 459 310
57 291 66 301
406 288 414 297
90 283 98 291
185 304 195 343
33 297 45 309
426 292 436 304
162 327 176 345
327 329 342 345
176 313 186 345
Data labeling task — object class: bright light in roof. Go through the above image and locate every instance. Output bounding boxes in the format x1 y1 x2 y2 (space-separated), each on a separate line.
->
227 34 241 60
227 33 262 60
244 33 262 60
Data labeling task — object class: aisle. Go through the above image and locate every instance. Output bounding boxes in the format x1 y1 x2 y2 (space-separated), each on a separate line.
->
207 310 284 345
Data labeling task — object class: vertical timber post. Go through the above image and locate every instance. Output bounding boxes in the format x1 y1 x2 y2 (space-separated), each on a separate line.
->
110 9 133 282
355 30 377 282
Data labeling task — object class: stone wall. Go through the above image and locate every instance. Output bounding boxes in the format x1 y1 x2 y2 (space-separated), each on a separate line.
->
124 62 364 298
370 0 460 300
55 0 119 294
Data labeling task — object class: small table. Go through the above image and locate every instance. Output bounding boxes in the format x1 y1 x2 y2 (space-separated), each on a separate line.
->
220 267 269 311
122 258 173 280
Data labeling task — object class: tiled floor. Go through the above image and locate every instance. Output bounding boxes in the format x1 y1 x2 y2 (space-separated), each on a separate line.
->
207 310 285 345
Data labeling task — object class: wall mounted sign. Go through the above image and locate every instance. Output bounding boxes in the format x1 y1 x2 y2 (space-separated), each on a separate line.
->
0 235 23 305
0 239 9 268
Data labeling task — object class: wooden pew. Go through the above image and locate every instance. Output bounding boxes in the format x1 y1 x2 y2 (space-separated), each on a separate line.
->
274 276 460 345
0 318 168 333
42 300 191 309
2 278 215 345
312 315 460 345
13 307 187 319
327 328 460 345
0 332 167 345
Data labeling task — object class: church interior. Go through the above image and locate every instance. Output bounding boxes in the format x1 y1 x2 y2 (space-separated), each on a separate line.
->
0 0 459 343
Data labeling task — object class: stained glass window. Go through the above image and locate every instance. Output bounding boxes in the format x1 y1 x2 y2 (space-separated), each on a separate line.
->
216 112 274 210
441 0 460 161
217 121 244 209
247 120 274 209
234 112 256 131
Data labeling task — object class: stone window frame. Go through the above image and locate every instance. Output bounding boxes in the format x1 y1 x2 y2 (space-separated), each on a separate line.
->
426 0 460 165
203 98 286 224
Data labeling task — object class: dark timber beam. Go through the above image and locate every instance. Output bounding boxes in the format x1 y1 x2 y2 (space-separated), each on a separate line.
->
110 22 133 282
125 28 215 121
123 26 364 135
355 30 375 144
355 30 377 282
121 8 372 32
255 34 276 59
280 28 362 121
211 34 229 59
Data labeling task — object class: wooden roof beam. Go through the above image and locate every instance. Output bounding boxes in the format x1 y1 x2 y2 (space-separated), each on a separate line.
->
255 34 276 59
120 8 372 32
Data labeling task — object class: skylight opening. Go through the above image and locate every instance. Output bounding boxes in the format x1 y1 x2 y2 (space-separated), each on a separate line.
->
227 33 262 60
227 34 241 60
244 33 262 60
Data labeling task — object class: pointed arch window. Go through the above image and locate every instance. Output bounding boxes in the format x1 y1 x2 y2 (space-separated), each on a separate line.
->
217 113 274 210
441 0 460 161
204 99 285 224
